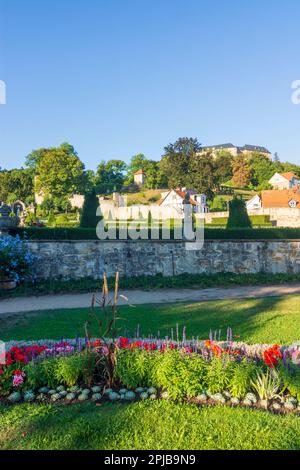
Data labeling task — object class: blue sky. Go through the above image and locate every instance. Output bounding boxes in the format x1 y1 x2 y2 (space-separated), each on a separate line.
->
1 0 300 170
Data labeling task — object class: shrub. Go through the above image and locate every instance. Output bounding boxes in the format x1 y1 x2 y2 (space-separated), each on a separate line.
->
228 359 257 398
80 191 101 228
115 349 156 388
115 349 207 400
0 235 35 283
153 350 207 400
23 358 59 390
205 356 235 393
54 351 98 387
251 369 281 400
278 364 300 400
47 209 56 227
227 198 252 229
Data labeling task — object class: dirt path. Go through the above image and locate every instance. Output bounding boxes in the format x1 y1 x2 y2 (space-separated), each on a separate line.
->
1 283 300 315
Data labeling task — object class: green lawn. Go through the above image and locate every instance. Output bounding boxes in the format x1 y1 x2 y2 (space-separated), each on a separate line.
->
1 400 300 450
3 295 300 345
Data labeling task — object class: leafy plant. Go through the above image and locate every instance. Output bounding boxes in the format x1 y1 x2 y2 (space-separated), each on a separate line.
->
251 369 281 400
0 235 35 283
228 359 256 398
153 349 207 400
278 364 300 400
205 356 234 394
115 349 156 388
54 351 98 387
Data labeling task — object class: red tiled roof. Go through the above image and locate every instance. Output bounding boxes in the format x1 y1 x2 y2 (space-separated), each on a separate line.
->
134 169 146 175
261 190 300 208
280 172 299 182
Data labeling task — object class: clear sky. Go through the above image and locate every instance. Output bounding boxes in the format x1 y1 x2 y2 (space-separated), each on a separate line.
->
1 0 300 171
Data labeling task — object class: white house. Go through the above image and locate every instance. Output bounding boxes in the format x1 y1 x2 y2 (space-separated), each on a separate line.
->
158 189 209 215
246 194 262 211
268 172 299 190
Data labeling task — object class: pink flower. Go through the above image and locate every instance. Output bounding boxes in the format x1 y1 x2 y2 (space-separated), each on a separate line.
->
13 370 25 387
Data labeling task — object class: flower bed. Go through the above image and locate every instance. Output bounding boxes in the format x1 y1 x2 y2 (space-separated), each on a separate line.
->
1 335 300 414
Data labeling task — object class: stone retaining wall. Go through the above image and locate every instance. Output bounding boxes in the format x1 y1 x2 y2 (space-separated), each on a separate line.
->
28 239 300 280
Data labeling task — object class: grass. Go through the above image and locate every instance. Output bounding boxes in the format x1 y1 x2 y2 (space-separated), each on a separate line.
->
3 271 300 299
3 295 300 345
1 400 300 450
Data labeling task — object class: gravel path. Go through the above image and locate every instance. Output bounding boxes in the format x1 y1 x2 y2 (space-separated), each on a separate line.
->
1 283 300 315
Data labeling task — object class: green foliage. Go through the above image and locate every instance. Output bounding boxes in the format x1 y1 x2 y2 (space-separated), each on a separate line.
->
25 212 38 226
115 349 156 388
209 196 228 212
23 358 59 390
80 191 101 228
228 360 256 398
160 137 202 189
278 364 300 400
205 356 234 394
154 350 207 400
54 351 98 387
47 209 55 226
251 369 281 400
115 349 207 400
0 168 34 204
34 143 85 199
227 198 252 229
95 160 127 193
15 225 300 241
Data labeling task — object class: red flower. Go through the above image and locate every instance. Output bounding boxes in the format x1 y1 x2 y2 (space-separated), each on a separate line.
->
14 369 23 376
263 345 282 368
119 337 129 348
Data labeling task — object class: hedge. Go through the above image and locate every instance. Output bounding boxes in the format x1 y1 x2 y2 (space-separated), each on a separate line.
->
10 226 300 240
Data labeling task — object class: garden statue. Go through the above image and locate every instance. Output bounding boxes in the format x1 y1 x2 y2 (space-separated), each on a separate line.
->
0 203 20 233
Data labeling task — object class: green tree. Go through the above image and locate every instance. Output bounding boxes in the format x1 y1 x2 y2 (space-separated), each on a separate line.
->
160 137 201 188
80 191 100 228
227 197 252 229
189 152 216 198
47 209 56 226
232 155 253 188
209 195 228 212
95 160 127 193
35 144 85 200
248 153 275 187
125 154 166 189
213 151 233 186
0 168 34 204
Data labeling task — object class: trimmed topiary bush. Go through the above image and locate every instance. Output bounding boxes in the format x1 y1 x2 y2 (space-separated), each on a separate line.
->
226 197 252 229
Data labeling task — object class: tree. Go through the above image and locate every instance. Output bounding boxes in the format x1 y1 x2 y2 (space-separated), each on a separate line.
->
125 154 166 189
26 142 77 170
210 195 228 212
160 137 202 188
213 151 233 186
47 209 56 226
80 191 100 228
248 153 275 187
95 159 127 193
227 197 252 229
35 144 85 200
0 168 34 204
232 155 253 188
189 152 216 198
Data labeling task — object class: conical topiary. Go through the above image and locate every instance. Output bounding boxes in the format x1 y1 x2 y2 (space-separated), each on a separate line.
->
226 197 252 229
80 191 100 228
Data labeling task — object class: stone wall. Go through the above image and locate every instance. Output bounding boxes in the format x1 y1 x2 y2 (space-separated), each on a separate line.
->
28 239 300 280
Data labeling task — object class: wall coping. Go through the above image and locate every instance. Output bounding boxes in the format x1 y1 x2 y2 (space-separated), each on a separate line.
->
27 239 300 244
